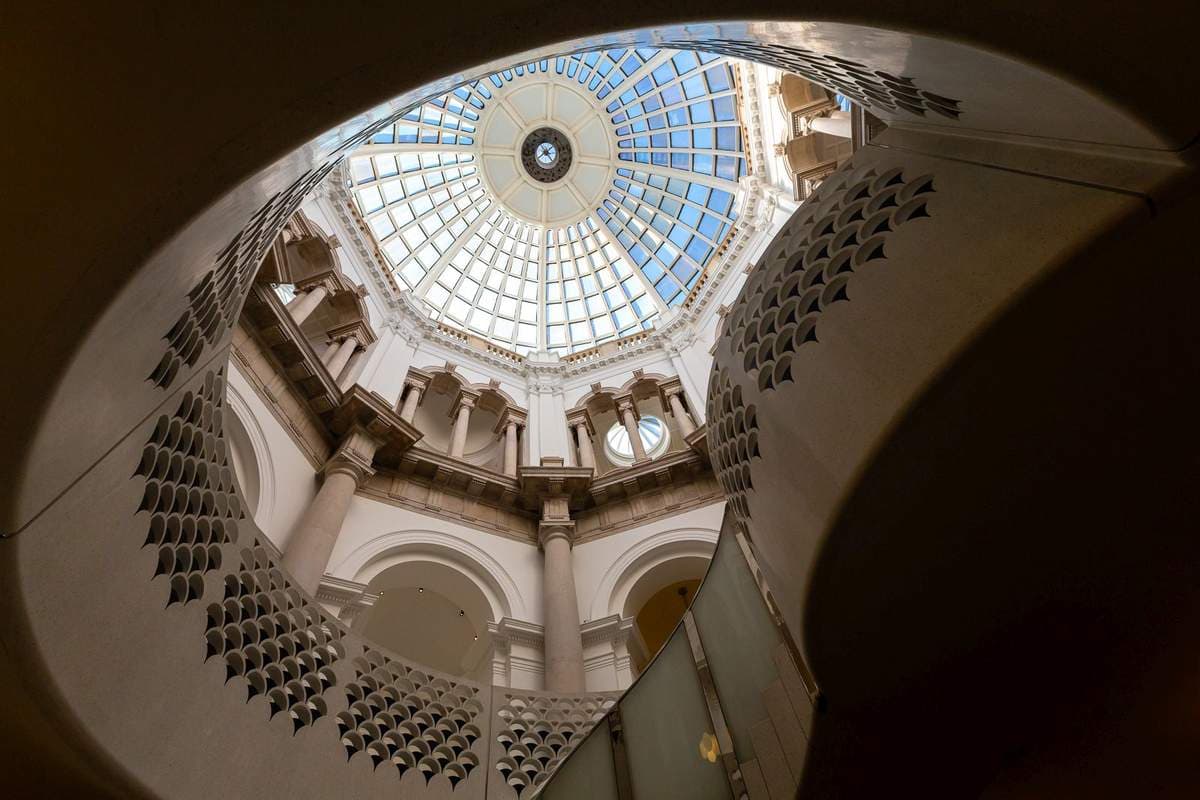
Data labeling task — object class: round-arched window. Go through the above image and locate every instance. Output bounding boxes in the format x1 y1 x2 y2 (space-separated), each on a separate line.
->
604 415 669 465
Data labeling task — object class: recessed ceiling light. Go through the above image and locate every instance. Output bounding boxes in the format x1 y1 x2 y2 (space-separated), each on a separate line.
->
459 610 465 616
418 587 424 593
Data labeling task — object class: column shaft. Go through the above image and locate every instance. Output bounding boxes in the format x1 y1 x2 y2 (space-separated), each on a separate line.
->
450 402 473 458
338 348 366 389
325 336 358 379
503 422 519 476
542 530 586 692
399 385 421 422
286 285 327 324
319 340 340 363
281 466 360 595
668 392 697 436
576 423 596 469
811 111 852 138
621 404 648 462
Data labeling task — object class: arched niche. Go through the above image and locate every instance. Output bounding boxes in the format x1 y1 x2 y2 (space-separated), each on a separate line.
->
410 368 512 469
332 530 527 622
360 560 494 681
574 372 689 475
621 560 709 674
591 528 719 622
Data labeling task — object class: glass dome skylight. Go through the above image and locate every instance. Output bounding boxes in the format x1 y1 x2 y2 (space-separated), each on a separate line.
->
348 48 748 355
605 416 669 464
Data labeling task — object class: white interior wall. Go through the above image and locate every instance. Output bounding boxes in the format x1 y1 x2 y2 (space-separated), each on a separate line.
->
226 362 320 553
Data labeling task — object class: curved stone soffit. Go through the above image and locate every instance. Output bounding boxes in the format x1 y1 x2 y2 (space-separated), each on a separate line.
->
332 531 528 621
491 690 618 798
707 165 936 528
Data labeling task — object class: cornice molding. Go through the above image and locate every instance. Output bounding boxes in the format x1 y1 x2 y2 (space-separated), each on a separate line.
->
581 614 635 648
315 576 380 608
487 617 545 649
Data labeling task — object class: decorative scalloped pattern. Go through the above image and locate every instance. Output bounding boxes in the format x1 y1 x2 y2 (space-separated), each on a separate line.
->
148 161 338 391
662 39 962 120
493 693 617 796
726 166 935 394
337 649 485 786
136 368 239 605
708 165 935 526
706 367 759 527
204 543 346 733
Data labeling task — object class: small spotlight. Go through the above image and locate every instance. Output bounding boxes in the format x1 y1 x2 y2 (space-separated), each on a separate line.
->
459 610 465 616
473 635 478 641
418 587 424 593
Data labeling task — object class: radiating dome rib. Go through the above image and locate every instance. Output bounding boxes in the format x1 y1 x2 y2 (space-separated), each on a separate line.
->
543 217 660 350
420 209 541 351
346 46 749 355
610 51 745 182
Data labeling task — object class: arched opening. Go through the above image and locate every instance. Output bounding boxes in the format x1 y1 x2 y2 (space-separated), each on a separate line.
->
410 371 506 468
360 560 493 681
618 552 712 674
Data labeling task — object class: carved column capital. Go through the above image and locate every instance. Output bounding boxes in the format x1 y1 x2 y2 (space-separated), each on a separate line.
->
449 388 480 417
494 405 528 435
615 394 639 421
538 520 576 549
324 425 380 486
565 407 595 438
403 369 431 393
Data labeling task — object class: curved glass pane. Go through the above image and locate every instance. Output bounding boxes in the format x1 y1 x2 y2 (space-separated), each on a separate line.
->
605 415 667 462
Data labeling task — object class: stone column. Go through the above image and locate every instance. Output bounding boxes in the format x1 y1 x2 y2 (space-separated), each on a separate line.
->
398 383 423 423
319 340 340 363
337 348 366 389
449 394 475 459
503 421 520 476
286 285 327 324
811 110 852 138
325 335 358 379
667 391 698 437
575 423 596 469
618 398 648 462
664 345 706 424
281 429 378 595
540 521 586 692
